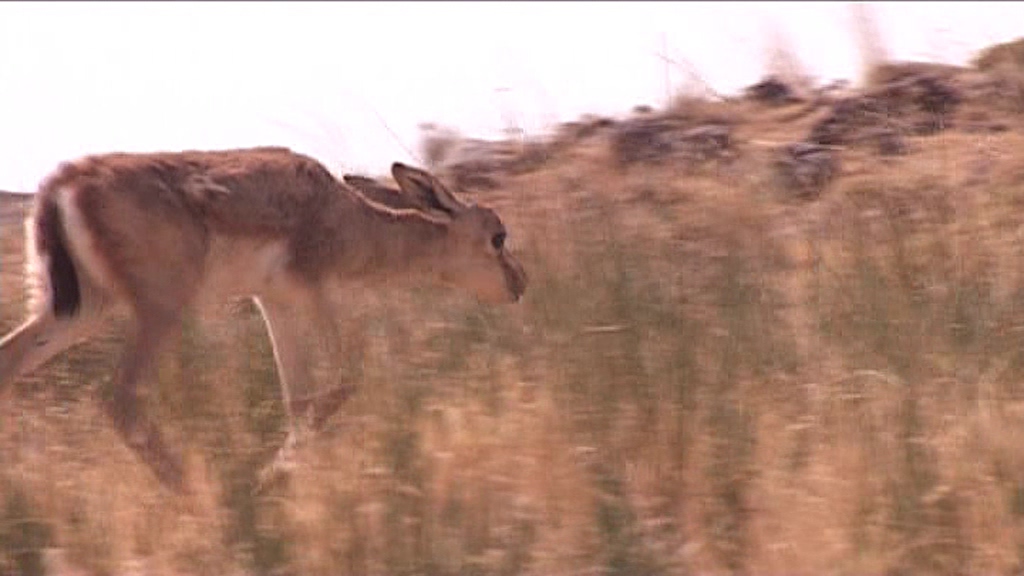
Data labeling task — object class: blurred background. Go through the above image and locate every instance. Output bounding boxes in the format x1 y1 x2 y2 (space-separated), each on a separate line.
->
1 2 1023 189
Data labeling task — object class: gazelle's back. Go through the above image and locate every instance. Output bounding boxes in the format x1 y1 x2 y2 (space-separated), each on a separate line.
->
37 147 351 240
29 147 372 319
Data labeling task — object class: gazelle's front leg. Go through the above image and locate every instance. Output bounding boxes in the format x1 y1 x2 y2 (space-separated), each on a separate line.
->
253 294 317 427
306 289 359 432
252 289 359 493
252 293 319 490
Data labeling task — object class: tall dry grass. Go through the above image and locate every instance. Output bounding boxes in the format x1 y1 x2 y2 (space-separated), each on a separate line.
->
4 93 1024 576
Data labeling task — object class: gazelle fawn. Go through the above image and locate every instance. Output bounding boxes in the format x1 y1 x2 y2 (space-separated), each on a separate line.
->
0 147 527 494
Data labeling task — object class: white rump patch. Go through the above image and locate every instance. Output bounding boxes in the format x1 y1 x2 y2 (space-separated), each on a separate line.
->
55 186 117 295
23 213 49 315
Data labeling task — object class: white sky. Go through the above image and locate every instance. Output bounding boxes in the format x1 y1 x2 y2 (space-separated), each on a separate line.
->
1 2 1022 191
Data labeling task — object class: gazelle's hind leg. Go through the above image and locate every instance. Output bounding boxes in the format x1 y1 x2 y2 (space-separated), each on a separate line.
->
0 310 104 393
102 309 188 494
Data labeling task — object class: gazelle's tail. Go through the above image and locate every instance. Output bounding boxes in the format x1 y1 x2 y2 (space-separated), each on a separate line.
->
25 193 81 317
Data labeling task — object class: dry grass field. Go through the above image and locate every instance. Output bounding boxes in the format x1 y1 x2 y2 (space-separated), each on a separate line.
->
4 38 1024 575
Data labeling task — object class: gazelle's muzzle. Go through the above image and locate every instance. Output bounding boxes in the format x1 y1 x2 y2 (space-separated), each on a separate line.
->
500 252 528 302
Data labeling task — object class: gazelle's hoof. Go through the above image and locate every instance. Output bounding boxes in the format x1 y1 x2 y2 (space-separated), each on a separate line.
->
253 445 297 496
311 385 356 431
154 455 189 496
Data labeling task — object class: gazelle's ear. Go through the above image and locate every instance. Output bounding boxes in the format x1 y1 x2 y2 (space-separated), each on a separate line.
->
343 174 423 211
342 174 381 190
391 163 467 216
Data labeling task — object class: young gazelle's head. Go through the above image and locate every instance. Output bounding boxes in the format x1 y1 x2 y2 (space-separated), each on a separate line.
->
346 163 528 304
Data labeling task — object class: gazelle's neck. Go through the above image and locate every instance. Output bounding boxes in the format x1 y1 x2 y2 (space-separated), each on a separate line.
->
372 204 448 270
337 199 450 282
283 184 452 287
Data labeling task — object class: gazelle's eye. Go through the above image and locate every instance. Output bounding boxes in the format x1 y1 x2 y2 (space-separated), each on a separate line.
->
491 232 506 250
